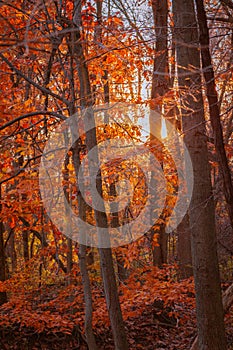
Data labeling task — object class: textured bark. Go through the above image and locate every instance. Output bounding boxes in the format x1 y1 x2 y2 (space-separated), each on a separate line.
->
9 231 17 272
95 2 127 281
0 185 7 306
191 283 233 350
67 238 73 274
195 0 233 230
110 184 128 282
79 244 98 350
177 214 192 279
151 222 167 267
22 231 29 262
63 150 73 275
0 221 7 305
72 138 98 350
71 2 129 349
171 9 193 279
173 0 227 349
151 0 169 99
150 0 169 267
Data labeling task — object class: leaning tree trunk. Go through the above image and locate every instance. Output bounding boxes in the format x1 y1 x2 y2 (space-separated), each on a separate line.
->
195 0 233 230
67 25 98 348
71 2 129 349
173 0 227 349
95 0 127 281
71 133 98 350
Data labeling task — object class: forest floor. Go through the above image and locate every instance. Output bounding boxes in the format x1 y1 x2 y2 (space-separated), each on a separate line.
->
1 267 233 349
1 299 233 350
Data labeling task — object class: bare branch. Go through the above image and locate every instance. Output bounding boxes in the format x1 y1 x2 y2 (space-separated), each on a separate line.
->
0 111 66 131
0 52 70 106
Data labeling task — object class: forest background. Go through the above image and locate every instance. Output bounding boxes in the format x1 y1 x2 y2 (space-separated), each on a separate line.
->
0 0 233 349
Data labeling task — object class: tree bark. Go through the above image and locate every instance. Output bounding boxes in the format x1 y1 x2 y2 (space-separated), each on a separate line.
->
72 138 98 350
171 7 193 279
177 214 193 279
0 185 7 306
22 231 29 262
173 0 227 348
94 2 127 281
150 0 169 267
79 244 98 350
71 2 129 349
63 147 73 275
195 0 233 230
9 230 17 272
191 282 233 350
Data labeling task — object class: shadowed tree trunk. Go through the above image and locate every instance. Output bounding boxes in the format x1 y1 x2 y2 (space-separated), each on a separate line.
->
191 282 233 350
171 17 193 280
94 0 127 281
23 231 29 262
72 136 98 350
71 2 129 349
173 0 227 348
0 184 7 306
9 230 17 272
176 214 192 279
195 0 233 230
150 0 169 267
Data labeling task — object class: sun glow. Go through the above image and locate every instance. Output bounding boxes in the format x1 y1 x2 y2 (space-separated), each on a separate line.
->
161 117 167 139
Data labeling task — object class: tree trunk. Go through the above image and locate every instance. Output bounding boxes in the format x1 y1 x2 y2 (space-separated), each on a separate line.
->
177 214 192 279
63 150 73 275
95 1 128 281
195 0 233 230
191 282 233 350
150 0 169 267
23 231 29 262
72 136 98 350
9 231 17 272
72 2 129 349
173 0 227 348
0 185 7 306
67 238 73 274
171 15 193 279
79 244 98 350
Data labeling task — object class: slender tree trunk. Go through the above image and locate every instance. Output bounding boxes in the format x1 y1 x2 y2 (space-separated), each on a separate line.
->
173 0 227 349
95 0 127 281
9 231 17 272
109 183 128 281
67 238 73 274
63 146 73 275
66 23 98 348
195 0 233 229
79 244 98 350
30 233 35 260
0 185 7 306
23 231 29 262
150 0 169 266
71 2 129 349
72 137 98 350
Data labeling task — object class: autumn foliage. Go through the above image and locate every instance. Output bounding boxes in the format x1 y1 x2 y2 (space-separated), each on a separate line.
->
0 0 233 349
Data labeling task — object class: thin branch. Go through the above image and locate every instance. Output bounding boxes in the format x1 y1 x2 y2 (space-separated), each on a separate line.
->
0 111 66 131
0 52 70 105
